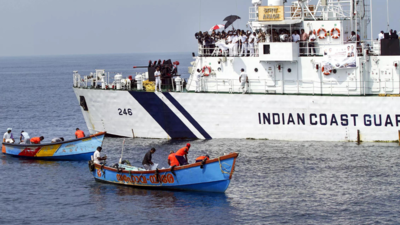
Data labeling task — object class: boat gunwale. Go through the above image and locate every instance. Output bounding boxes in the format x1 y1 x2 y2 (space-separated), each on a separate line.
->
94 152 239 175
2 131 106 148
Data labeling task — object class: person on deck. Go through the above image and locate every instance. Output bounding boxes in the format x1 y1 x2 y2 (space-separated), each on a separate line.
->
3 128 15 143
239 68 248 94
196 155 210 163
75 128 85 139
168 150 180 167
195 69 203 93
154 67 162 92
20 130 30 144
30 136 44 144
378 31 385 41
51 137 64 143
308 31 317 56
300 29 309 55
142 148 156 170
175 143 190 165
240 32 248 57
93 146 107 164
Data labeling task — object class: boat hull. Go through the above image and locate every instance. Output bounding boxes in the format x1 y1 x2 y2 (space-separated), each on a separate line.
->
74 88 400 142
2 132 105 161
92 153 238 193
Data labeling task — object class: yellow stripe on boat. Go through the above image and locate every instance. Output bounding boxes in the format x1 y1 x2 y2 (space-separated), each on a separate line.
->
35 144 61 157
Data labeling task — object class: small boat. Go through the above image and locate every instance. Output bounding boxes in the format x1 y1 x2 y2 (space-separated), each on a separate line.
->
2 132 106 161
89 152 239 193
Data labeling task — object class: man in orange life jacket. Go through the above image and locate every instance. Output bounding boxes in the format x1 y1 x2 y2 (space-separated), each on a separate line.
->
168 151 180 167
30 136 44 144
195 155 210 163
75 128 85 139
175 143 190 165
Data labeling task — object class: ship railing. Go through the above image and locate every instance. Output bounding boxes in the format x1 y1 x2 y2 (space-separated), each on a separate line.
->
194 78 393 96
198 45 260 57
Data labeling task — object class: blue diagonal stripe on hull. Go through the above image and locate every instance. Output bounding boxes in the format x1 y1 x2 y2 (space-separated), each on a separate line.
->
129 92 197 139
163 93 212 139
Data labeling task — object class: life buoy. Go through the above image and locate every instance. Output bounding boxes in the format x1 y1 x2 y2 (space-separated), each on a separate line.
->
321 66 332 75
331 28 340 39
317 28 327 39
202 66 211 76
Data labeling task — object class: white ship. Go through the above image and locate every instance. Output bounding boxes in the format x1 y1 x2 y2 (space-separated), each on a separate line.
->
73 0 400 142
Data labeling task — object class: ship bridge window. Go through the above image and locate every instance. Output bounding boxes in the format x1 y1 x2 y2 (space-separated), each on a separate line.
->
263 45 270 55
80 96 89 111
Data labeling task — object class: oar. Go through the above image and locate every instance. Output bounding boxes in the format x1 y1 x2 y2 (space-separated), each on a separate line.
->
119 139 125 164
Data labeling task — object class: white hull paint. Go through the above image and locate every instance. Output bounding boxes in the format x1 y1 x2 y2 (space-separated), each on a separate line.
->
74 88 400 142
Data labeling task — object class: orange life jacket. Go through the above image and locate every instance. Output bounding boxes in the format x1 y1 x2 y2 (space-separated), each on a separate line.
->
176 147 189 156
75 130 85 138
168 153 180 167
30 137 41 144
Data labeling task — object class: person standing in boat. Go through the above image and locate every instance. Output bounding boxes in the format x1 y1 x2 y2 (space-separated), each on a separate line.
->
3 128 15 143
168 150 180 167
154 67 162 92
142 148 156 170
75 128 85 139
93 146 107 164
20 130 30 144
175 143 190 165
239 68 248 94
30 136 44 144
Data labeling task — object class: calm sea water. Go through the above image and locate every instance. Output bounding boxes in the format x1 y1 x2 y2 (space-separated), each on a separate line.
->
1 54 400 224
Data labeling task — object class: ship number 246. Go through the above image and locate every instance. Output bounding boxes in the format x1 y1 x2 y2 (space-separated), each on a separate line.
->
118 108 132 116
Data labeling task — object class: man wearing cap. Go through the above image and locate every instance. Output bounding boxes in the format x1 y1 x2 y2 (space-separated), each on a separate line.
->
175 143 190 165
239 68 248 94
20 131 30 144
3 128 15 143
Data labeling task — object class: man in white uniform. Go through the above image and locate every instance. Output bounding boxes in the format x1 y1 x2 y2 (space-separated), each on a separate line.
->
253 32 259 56
292 31 300 43
195 69 203 93
378 31 384 41
93 147 107 164
248 33 255 57
239 68 248 94
240 32 248 57
232 32 239 56
3 128 14 143
154 66 161 92
20 130 30 144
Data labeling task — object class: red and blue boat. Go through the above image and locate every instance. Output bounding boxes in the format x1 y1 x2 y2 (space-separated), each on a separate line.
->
90 152 239 193
2 132 105 161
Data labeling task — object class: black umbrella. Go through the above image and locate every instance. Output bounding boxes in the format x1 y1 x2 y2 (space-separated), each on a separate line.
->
223 15 241 30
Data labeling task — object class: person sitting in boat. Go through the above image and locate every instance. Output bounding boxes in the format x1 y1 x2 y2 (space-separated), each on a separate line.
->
3 128 15 143
94 146 107 164
195 155 210 163
30 136 44 144
175 143 190 165
75 128 85 139
51 137 64 143
20 130 30 144
168 150 180 167
142 148 156 170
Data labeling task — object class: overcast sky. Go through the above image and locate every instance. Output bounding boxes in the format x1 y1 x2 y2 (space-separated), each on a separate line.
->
0 0 396 57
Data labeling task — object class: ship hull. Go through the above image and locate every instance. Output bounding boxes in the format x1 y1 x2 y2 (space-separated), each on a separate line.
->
74 88 400 142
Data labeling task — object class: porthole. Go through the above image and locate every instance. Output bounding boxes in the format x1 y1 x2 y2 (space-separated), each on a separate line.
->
254 68 258 72
288 68 292 73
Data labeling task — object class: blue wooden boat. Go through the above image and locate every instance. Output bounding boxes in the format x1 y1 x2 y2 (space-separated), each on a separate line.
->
2 132 105 161
90 152 239 193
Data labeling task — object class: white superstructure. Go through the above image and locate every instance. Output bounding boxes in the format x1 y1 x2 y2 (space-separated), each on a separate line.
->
73 0 400 142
